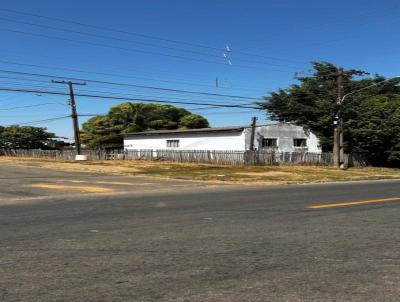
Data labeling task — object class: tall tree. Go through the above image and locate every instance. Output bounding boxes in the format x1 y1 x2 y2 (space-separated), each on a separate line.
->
0 125 55 149
259 62 400 166
179 114 209 129
81 103 209 148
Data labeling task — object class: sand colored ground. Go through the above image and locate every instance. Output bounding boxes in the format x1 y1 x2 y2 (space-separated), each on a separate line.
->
1 156 400 185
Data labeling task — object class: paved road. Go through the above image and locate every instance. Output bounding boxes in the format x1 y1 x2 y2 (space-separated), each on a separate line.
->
1 165 400 301
0 164 223 203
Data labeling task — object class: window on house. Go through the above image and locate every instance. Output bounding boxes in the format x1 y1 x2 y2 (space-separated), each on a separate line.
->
293 138 307 147
262 138 278 148
166 140 180 148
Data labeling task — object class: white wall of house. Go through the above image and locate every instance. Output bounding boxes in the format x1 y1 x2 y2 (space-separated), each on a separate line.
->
124 124 322 153
124 131 246 151
245 124 321 153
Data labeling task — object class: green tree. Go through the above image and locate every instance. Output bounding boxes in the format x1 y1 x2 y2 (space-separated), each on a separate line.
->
179 114 209 129
346 95 400 166
0 125 55 149
259 62 400 166
81 103 209 148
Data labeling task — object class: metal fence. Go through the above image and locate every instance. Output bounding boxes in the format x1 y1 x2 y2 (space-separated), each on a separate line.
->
0 148 367 167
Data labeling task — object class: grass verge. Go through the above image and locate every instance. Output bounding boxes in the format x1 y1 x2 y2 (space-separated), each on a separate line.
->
1 156 400 185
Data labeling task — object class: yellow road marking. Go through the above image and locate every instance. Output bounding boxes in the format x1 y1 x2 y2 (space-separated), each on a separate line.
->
308 197 400 209
65 180 133 186
30 184 113 193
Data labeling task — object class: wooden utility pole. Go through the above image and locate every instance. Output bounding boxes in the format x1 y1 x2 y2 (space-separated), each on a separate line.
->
331 67 369 168
249 116 258 151
52 80 86 155
333 68 345 168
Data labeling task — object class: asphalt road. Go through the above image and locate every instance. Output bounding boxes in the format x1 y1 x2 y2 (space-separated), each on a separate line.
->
1 165 400 301
0 164 221 203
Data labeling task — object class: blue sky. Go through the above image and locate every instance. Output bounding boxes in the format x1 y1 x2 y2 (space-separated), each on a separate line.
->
0 0 399 139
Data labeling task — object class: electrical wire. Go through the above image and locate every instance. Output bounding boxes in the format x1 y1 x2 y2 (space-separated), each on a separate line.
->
0 17 226 59
0 17 303 70
0 86 260 109
0 102 61 111
0 7 309 65
0 49 268 88
9 115 71 126
0 75 257 106
0 69 264 100
0 58 229 89
1 27 299 73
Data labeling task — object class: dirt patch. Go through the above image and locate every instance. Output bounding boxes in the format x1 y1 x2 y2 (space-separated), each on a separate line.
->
235 171 294 177
0 157 142 174
1 157 400 185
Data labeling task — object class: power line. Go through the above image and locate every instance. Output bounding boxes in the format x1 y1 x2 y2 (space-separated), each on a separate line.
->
0 8 224 51
9 115 71 126
0 78 255 107
0 86 261 109
0 17 303 70
0 28 227 68
0 17 225 59
0 59 222 89
0 7 308 65
0 49 288 91
184 105 226 110
0 114 66 117
1 28 237 67
0 49 263 87
0 111 261 119
78 110 261 117
0 102 60 111
1 27 298 73
0 75 257 106
0 69 263 100
0 59 268 92
70 86 255 106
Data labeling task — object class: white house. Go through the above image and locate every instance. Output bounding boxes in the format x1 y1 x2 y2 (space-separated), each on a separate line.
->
124 123 321 153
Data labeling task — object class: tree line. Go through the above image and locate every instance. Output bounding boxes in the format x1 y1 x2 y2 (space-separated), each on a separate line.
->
259 62 400 167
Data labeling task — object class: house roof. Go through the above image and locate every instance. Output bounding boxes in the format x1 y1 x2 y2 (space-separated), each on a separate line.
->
124 123 281 137
124 126 246 136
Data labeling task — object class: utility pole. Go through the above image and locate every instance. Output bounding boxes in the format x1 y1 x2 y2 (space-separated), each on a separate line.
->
333 68 345 169
52 80 86 155
249 116 258 151
331 67 369 168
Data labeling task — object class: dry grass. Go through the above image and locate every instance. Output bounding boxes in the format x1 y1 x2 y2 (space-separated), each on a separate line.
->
1 156 400 185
